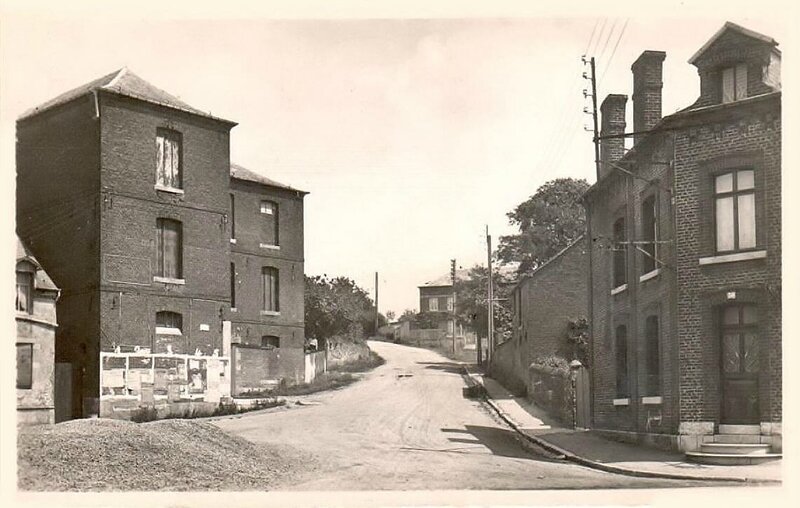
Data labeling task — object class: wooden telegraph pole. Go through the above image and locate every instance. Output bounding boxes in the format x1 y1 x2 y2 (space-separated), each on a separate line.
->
374 271 379 337
486 226 494 368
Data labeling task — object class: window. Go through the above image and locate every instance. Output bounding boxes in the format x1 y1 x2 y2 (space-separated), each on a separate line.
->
644 316 660 396
721 63 747 104
429 298 438 311
447 296 454 312
641 195 658 274
230 194 236 240
156 311 183 335
16 270 33 314
715 169 756 253
613 217 627 288
156 219 183 279
615 325 629 398
260 200 279 246
230 263 236 309
262 267 279 312
262 335 280 349
155 128 183 189
16 343 33 389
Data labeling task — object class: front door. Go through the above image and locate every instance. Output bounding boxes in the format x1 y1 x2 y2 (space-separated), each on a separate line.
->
720 304 760 424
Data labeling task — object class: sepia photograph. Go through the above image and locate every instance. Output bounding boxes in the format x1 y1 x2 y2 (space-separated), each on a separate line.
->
1 1 794 506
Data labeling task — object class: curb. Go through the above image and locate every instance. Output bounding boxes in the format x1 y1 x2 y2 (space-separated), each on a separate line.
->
462 367 769 484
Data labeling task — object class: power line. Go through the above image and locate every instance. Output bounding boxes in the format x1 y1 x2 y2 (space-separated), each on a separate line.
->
596 18 619 63
600 18 630 84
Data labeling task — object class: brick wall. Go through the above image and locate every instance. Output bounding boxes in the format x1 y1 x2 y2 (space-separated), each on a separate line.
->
17 98 103 418
229 178 306 387
587 134 678 435
491 238 588 394
672 95 781 424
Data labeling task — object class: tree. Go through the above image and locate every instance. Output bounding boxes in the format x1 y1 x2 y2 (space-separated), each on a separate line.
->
498 178 589 275
385 310 396 322
304 275 376 344
454 264 514 341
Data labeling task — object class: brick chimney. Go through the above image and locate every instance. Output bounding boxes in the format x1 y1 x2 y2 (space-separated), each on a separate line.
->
599 94 627 180
631 50 666 144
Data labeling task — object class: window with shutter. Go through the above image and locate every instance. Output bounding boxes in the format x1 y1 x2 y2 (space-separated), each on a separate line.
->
155 129 183 189
262 267 280 312
156 218 183 279
615 325 629 398
260 200 279 246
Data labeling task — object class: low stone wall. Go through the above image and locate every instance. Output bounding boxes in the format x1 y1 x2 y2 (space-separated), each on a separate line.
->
325 339 371 369
527 363 574 426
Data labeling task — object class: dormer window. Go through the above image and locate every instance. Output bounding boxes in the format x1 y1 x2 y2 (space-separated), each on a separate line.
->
721 63 747 103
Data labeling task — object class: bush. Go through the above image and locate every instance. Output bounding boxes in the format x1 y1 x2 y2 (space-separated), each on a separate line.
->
130 406 159 423
530 354 571 376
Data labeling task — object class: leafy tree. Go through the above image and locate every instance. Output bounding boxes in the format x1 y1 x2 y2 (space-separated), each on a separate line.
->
305 275 376 344
398 309 416 322
454 265 514 341
498 178 589 275
385 310 396 322
412 311 451 329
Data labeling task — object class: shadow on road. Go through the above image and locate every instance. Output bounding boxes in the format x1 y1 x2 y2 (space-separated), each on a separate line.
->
440 425 557 462
416 361 464 375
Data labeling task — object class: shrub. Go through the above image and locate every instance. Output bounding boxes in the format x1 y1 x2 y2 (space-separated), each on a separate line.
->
130 406 159 423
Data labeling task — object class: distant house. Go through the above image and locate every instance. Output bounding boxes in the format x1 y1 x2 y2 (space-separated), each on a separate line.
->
491 237 588 394
417 270 466 337
584 22 781 457
16 237 59 425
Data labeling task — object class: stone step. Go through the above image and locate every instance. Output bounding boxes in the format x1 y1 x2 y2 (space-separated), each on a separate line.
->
700 442 770 455
714 433 762 444
685 451 781 466
718 424 761 435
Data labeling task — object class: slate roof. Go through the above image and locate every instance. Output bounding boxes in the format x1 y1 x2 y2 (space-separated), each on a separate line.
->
230 163 307 194
688 21 779 64
419 264 518 288
19 67 235 124
16 236 58 291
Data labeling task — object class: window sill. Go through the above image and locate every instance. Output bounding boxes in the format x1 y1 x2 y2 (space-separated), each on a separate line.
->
155 327 182 336
154 185 184 195
641 396 662 405
259 243 281 251
639 268 661 283
230 238 237 244
260 310 281 316
698 250 766 265
610 284 628 296
230 308 238 313
612 398 630 406
153 276 185 285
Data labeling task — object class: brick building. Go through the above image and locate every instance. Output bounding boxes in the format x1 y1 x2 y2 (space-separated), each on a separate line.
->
418 271 463 336
16 237 59 425
228 164 307 395
584 23 781 457
492 237 588 394
16 68 306 419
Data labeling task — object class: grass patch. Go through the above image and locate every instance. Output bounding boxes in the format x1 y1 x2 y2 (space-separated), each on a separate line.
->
129 398 286 423
329 349 386 373
270 371 358 396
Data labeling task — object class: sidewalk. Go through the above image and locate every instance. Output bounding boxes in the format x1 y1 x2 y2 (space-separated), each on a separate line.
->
465 368 781 484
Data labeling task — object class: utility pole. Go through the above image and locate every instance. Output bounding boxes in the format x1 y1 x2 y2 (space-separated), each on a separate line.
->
450 258 457 355
374 271 379 337
588 56 601 177
486 226 494 369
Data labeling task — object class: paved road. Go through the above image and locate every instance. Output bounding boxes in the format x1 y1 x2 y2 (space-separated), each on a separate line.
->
214 341 723 490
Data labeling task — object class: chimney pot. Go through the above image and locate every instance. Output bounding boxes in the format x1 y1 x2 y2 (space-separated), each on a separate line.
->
631 50 666 144
599 94 628 180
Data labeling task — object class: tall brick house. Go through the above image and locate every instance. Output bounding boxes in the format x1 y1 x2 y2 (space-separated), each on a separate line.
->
16 68 307 419
228 164 307 395
584 23 781 459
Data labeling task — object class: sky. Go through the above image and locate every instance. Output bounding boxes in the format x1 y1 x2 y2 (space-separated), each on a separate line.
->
0 1 792 317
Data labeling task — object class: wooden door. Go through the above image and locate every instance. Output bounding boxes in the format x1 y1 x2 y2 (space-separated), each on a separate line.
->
720 305 760 424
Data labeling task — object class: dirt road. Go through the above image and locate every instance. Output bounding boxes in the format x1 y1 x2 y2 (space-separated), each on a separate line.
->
214 341 720 490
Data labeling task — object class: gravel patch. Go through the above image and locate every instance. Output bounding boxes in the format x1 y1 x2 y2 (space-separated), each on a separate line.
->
18 418 319 491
